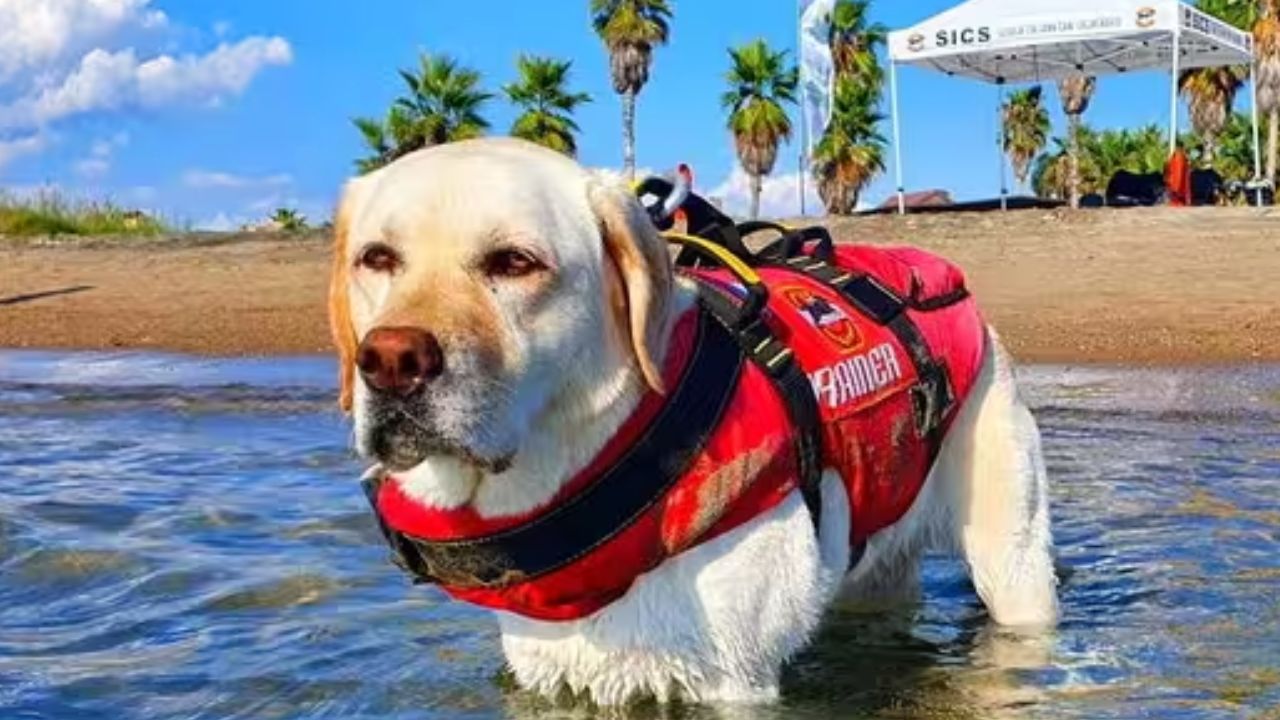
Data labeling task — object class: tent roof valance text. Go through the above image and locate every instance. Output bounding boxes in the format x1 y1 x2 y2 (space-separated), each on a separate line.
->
887 0 1252 84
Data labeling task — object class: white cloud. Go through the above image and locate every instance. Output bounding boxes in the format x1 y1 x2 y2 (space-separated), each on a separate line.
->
73 156 110 177
245 195 329 224
0 0 167 82
125 184 155 202
214 194 330 230
248 193 290 212
195 211 241 232
73 129 128 177
182 169 292 189
707 166 823 220
0 0 290 168
137 37 291 107
0 131 48 169
0 37 292 131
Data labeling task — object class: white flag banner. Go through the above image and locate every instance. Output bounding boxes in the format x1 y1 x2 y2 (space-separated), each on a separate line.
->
799 0 836 164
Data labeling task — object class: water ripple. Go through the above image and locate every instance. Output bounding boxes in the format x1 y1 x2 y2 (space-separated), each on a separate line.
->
0 352 1277 719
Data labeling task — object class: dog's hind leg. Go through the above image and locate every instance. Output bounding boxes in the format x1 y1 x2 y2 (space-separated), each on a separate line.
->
838 544 923 611
837 477 942 611
939 330 1058 627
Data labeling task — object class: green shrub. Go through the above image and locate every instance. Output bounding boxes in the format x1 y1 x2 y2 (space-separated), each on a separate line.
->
0 190 169 236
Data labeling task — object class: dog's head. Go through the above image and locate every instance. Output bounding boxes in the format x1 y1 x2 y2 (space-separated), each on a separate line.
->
330 138 673 475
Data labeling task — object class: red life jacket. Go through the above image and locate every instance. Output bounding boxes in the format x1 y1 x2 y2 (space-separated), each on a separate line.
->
366 245 986 622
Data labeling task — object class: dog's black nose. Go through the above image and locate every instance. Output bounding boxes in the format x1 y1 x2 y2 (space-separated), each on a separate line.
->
356 327 443 397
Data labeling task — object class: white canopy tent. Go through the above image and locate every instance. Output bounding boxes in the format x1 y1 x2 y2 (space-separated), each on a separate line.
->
885 0 1261 211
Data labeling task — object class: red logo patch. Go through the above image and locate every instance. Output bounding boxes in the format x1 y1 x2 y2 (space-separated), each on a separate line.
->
779 286 862 351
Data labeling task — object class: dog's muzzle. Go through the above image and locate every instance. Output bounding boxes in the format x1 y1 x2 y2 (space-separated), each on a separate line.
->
365 406 439 471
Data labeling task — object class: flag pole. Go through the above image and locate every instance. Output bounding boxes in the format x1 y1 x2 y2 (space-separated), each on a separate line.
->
797 0 807 217
1169 28 1181 155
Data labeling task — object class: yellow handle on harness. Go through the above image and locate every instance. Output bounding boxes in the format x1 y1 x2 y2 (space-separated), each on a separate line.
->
661 232 763 286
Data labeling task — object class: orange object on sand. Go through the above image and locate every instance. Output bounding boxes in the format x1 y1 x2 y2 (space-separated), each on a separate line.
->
1166 148 1192 206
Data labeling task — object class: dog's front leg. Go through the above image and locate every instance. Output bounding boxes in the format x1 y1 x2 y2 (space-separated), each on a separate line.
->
498 477 851 706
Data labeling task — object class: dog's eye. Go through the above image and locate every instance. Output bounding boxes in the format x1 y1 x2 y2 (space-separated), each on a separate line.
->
482 248 546 279
356 243 402 273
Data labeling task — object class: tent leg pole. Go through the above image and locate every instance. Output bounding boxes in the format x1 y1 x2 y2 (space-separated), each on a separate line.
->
997 82 1008 211
1251 59 1264 207
890 60 906 215
1169 30 1181 156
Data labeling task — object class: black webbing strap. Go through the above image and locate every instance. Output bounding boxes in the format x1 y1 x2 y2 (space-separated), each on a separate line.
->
362 310 744 589
777 254 956 454
675 221 752 269
744 224 837 266
694 282 825 530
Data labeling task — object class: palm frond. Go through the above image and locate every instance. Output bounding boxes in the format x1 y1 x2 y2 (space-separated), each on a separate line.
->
829 0 887 88
504 54 591 156
1002 86 1051 185
812 76 886 214
725 39 798 178
352 52 492 172
593 0 673 94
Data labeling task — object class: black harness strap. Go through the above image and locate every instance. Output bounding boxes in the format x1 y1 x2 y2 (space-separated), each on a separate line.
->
693 281 825 530
363 310 744 589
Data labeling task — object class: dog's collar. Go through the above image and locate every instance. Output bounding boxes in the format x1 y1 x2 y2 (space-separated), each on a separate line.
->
363 307 744 585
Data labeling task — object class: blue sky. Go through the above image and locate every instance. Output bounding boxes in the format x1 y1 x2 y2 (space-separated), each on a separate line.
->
0 0 1232 226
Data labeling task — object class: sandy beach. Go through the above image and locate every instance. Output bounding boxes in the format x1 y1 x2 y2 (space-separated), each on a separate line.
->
1 206 1277 364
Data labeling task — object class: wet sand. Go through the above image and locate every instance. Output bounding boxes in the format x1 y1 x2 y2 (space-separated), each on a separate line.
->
2 207 1277 364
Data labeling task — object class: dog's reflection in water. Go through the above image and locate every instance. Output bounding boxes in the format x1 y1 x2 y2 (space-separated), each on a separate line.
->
498 604 1056 720
777 606 1054 720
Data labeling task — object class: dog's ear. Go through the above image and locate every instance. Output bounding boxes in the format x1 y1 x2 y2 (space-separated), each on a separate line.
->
329 176 369 413
589 174 674 394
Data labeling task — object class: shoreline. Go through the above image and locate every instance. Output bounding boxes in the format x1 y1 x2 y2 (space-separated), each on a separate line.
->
4 347 1276 371
2 207 1277 366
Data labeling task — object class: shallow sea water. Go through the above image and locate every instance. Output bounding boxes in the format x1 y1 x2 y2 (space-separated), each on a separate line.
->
0 351 1277 719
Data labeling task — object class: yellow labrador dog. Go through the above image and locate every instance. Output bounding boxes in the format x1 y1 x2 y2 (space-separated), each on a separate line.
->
329 138 1057 705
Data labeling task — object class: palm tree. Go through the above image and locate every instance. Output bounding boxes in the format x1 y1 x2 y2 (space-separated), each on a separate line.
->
1197 0 1258 29
353 117 393 174
352 53 491 173
1058 74 1097 207
1130 125 1173 173
1098 124 1168 176
270 208 307 232
828 0 887 86
723 39 798 220
1033 134 1085 200
395 53 492 145
1033 124 1180 199
811 0 887 216
812 77 886 214
1002 86 1051 189
353 105 419 173
1255 1 1280 184
1185 111 1259 185
1179 0 1253 164
1179 66 1248 162
591 0 673 180
503 56 592 156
